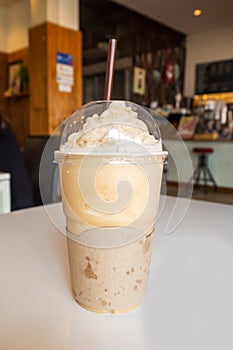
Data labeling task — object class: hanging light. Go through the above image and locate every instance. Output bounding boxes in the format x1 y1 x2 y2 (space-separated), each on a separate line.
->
193 8 202 17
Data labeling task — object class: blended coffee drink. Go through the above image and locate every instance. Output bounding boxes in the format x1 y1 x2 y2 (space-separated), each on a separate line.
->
54 101 167 313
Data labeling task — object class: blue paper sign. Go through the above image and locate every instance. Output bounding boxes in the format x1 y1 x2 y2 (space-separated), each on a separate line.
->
56 52 73 66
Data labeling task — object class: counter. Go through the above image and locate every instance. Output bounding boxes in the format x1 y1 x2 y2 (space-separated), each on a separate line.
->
164 139 233 188
0 172 11 214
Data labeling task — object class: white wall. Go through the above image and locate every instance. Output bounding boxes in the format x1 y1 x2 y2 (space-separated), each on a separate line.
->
1 0 79 53
0 6 8 52
57 0 79 30
184 26 233 97
29 0 47 27
6 0 30 53
30 0 79 29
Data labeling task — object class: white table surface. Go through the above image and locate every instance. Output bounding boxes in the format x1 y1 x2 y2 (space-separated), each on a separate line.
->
0 196 233 350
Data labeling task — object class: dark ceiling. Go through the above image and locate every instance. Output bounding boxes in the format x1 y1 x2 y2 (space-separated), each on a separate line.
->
80 0 130 51
80 0 185 65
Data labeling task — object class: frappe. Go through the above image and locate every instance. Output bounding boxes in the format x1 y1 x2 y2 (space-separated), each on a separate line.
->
54 101 167 313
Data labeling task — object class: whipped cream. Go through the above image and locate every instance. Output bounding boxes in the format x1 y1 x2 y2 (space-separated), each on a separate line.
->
60 102 163 154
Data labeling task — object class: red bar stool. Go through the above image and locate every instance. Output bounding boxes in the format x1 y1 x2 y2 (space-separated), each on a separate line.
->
191 147 218 193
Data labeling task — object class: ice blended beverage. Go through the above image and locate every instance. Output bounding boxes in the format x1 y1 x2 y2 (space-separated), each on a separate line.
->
54 101 167 313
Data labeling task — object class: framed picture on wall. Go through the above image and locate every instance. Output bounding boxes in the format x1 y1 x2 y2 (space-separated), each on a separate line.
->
7 60 22 95
133 66 146 95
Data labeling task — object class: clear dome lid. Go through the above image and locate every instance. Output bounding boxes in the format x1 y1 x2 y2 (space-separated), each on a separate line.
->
55 100 167 161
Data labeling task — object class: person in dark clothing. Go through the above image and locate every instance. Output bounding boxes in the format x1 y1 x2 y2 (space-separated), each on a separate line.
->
0 113 34 210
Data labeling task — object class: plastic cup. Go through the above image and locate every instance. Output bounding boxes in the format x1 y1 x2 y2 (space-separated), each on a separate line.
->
54 100 167 313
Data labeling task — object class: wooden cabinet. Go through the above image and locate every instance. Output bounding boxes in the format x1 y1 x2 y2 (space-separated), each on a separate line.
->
29 22 82 136
0 52 7 106
0 24 82 147
3 95 30 148
0 49 29 147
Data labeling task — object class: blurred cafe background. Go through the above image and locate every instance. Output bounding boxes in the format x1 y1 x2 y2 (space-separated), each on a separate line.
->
0 0 233 213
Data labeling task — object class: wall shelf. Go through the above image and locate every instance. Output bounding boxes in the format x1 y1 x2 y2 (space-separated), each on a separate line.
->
4 93 29 99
